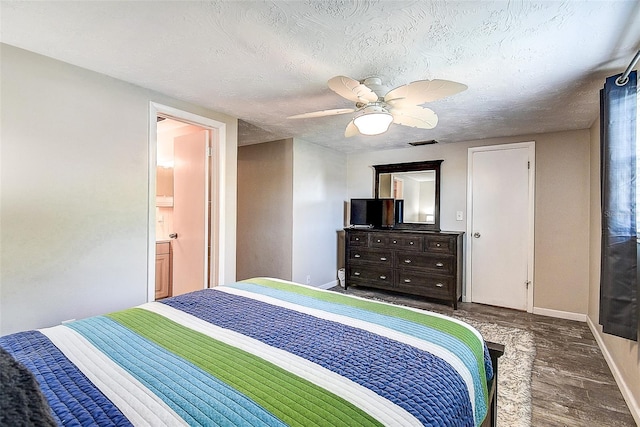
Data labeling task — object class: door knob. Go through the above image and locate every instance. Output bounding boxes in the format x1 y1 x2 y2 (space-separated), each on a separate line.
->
169 233 178 239
473 232 481 238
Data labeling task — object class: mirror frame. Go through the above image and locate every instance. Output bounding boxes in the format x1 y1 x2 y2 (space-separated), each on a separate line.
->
373 159 443 231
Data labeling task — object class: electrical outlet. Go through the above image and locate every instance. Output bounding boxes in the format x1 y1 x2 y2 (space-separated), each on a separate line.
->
456 211 464 221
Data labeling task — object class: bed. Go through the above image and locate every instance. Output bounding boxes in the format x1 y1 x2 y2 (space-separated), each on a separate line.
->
0 278 503 427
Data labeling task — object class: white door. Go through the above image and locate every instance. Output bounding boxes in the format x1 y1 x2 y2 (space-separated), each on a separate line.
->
468 143 534 311
171 130 209 296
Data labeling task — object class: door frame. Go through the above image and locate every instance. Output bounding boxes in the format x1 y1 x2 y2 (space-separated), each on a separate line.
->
465 141 535 312
147 102 227 302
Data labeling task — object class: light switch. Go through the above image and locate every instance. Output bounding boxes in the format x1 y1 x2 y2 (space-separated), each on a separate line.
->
456 211 464 221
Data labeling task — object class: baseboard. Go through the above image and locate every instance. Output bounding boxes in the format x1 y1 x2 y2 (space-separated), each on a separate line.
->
586 317 640 426
532 307 587 322
316 279 338 290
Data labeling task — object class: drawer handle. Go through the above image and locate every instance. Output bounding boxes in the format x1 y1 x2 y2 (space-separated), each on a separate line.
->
436 243 441 247
404 279 411 283
409 241 414 245
404 259 412 264
380 275 387 280
392 240 397 244
380 257 387 261
355 237 360 241
435 262 444 267
436 283 444 288
354 254 361 258
354 272 361 276
376 239 381 243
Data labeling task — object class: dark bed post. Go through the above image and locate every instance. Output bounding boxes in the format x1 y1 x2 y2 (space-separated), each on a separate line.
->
485 341 505 427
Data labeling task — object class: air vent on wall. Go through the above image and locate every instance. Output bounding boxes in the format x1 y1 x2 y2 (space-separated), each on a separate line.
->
408 140 438 146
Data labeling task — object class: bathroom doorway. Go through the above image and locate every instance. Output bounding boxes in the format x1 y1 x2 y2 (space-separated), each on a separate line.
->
156 118 210 298
148 103 226 302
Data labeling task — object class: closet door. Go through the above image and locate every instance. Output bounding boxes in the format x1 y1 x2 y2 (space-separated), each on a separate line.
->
468 143 534 311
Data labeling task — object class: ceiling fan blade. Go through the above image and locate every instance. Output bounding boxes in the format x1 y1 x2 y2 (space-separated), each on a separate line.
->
328 76 379 104
385 79 467 105
391 106 439 129
345 119 359 137
287 108 355 119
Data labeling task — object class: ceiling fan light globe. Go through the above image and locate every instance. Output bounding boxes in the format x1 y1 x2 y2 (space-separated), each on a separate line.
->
353 111 393 135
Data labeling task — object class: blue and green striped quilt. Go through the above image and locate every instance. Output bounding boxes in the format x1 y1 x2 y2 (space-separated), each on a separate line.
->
1 278 493 426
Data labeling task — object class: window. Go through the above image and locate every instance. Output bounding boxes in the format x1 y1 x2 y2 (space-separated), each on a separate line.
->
637 86 640 238
600 70 638 341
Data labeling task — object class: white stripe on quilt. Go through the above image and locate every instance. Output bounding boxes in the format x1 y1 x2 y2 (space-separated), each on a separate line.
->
40 325 187 427
141 302 424 427
216 285 479 420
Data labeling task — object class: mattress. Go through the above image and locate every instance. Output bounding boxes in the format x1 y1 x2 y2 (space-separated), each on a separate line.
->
0 278 493 426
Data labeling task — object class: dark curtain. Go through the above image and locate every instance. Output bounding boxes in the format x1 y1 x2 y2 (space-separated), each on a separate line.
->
600 70 638 341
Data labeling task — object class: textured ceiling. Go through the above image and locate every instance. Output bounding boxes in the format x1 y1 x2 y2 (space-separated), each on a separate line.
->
2 1 639 153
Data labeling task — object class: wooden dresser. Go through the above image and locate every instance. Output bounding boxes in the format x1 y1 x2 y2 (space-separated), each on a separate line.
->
345 228 464 308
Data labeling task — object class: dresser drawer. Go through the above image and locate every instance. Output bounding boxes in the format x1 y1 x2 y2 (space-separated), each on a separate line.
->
348 265 394 287
349 248 393 266
424 235 456 254
370 234 390 247
395 271 453 298
395 252 454 274
385 234 423 251
348 231 369 246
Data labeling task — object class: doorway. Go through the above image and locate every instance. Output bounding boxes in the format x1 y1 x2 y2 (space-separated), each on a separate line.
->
156 119 210 298
147 103 226 302
466 142 535 311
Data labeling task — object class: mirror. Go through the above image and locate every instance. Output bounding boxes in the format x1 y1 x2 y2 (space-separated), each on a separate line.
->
156 166 174 207
374 160 442 231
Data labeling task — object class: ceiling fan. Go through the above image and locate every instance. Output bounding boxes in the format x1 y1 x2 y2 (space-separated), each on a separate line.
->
287 76 467 137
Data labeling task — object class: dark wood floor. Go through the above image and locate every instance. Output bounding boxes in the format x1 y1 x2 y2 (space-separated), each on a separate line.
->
330 285 637 427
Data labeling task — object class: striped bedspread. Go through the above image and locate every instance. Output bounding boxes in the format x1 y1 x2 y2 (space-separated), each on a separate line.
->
1 278 493 427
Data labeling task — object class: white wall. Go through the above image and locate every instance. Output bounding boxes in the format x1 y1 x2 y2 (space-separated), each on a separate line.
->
292 139 347 287
347 129 591 315
236 139 293 281
1 44 238 334
236 138 347 287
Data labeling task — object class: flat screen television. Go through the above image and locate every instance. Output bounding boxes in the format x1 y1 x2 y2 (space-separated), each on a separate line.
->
350 198 397 228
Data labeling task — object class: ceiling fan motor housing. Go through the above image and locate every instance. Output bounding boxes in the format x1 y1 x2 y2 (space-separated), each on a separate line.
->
361 77 388 100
